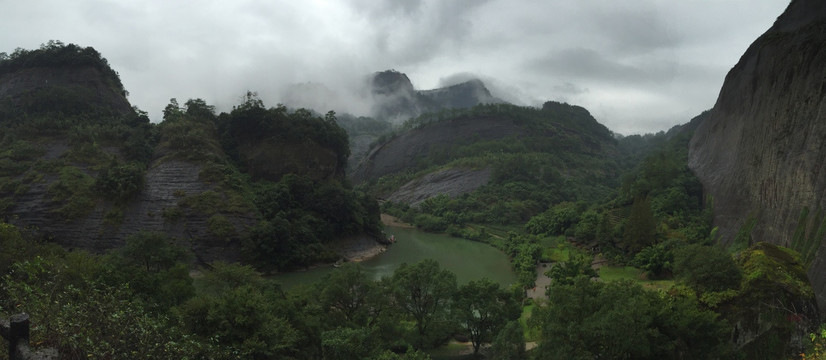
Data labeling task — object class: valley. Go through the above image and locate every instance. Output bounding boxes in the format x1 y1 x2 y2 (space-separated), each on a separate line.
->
2 0 826 359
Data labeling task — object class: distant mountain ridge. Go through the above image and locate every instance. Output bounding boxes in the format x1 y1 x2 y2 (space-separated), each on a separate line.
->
282 69 505 123
368 70 505 122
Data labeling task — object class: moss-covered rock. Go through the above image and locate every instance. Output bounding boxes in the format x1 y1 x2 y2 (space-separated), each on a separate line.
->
725 243 819 359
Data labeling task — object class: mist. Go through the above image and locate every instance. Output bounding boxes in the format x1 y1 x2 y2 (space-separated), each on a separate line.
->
0 0 789 134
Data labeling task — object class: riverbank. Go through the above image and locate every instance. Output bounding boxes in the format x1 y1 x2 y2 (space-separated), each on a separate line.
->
328 214 414 263
330 236 387 262
381 213 415 228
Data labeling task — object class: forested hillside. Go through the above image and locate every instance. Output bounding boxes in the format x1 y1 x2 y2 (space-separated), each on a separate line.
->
0 42 382 272
360 101 619 229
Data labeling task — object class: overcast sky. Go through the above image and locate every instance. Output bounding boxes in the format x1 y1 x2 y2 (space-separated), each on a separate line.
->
1 0 789 134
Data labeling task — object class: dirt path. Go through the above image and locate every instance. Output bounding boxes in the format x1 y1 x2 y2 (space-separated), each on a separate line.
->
527 262 552 301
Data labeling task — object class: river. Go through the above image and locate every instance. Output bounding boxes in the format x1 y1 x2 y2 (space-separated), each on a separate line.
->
273 225 517 290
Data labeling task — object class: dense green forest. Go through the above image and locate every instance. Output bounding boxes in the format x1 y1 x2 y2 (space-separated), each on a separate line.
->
2 42 826 359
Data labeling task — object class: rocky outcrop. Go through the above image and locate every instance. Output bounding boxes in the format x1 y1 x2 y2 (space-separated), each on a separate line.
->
386 167 492 207
419 79 502 110
6 153 254 264
0 66 132 117
116 159 255 264
688 0 826 313
367 70 504 122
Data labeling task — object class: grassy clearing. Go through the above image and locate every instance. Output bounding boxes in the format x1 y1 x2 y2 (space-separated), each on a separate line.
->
520 303 540 342
598 265 675 290
539 235 587 263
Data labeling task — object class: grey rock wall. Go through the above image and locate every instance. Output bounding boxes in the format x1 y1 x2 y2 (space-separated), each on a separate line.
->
8 154 254 264
386 167 492 207
688 0 826 313
0 66 133 116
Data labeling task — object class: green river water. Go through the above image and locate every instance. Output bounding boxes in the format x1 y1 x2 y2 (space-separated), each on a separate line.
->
273 225 517 289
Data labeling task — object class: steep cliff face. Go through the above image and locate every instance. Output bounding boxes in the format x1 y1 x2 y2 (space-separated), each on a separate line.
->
418 79 501 110
688 0 826 312
0 66 132 116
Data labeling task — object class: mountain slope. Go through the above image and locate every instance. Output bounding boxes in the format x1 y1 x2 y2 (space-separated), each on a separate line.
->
0 43 381 270
355 102 620 225
688 0 826 311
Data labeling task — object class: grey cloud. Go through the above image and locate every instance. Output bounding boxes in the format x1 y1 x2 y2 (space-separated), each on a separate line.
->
348 0 492 66
552 82 589 96
528 47 677 84
0 0 790 134
590 2 681 54
438 72 479 87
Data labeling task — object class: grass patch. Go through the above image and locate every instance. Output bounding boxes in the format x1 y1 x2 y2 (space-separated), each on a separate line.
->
598 265 675 290
539 235 584 263
520 303 540 342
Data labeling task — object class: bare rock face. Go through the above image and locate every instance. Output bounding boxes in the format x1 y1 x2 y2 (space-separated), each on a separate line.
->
688 0 826 312
0 66 133 116
387 167 492 207
115 159 255 264
6 154 254 264
418 79 502 110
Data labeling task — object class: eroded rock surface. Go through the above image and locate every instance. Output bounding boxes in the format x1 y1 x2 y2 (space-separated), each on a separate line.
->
387 167 492 207
688 0 826 312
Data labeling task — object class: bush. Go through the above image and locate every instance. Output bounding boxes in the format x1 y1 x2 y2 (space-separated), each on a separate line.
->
674 244 742 293
413 213 448 232
94 160 145 203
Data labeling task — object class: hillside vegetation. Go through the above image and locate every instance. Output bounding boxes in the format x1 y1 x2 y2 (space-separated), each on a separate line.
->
0 42 382 272
366 101 620 228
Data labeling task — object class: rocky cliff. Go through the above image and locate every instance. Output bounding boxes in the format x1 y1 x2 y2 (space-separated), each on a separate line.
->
368 70 503 122
0 44 378 269
0 66 132 117
688 0 826 312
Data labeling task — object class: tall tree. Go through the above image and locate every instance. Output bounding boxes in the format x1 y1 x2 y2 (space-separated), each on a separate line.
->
391 259 457 349
318 263 387 328
624 195 657 253
453 278 521 355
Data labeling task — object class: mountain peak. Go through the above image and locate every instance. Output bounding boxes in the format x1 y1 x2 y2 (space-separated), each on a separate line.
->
370 70 415 95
